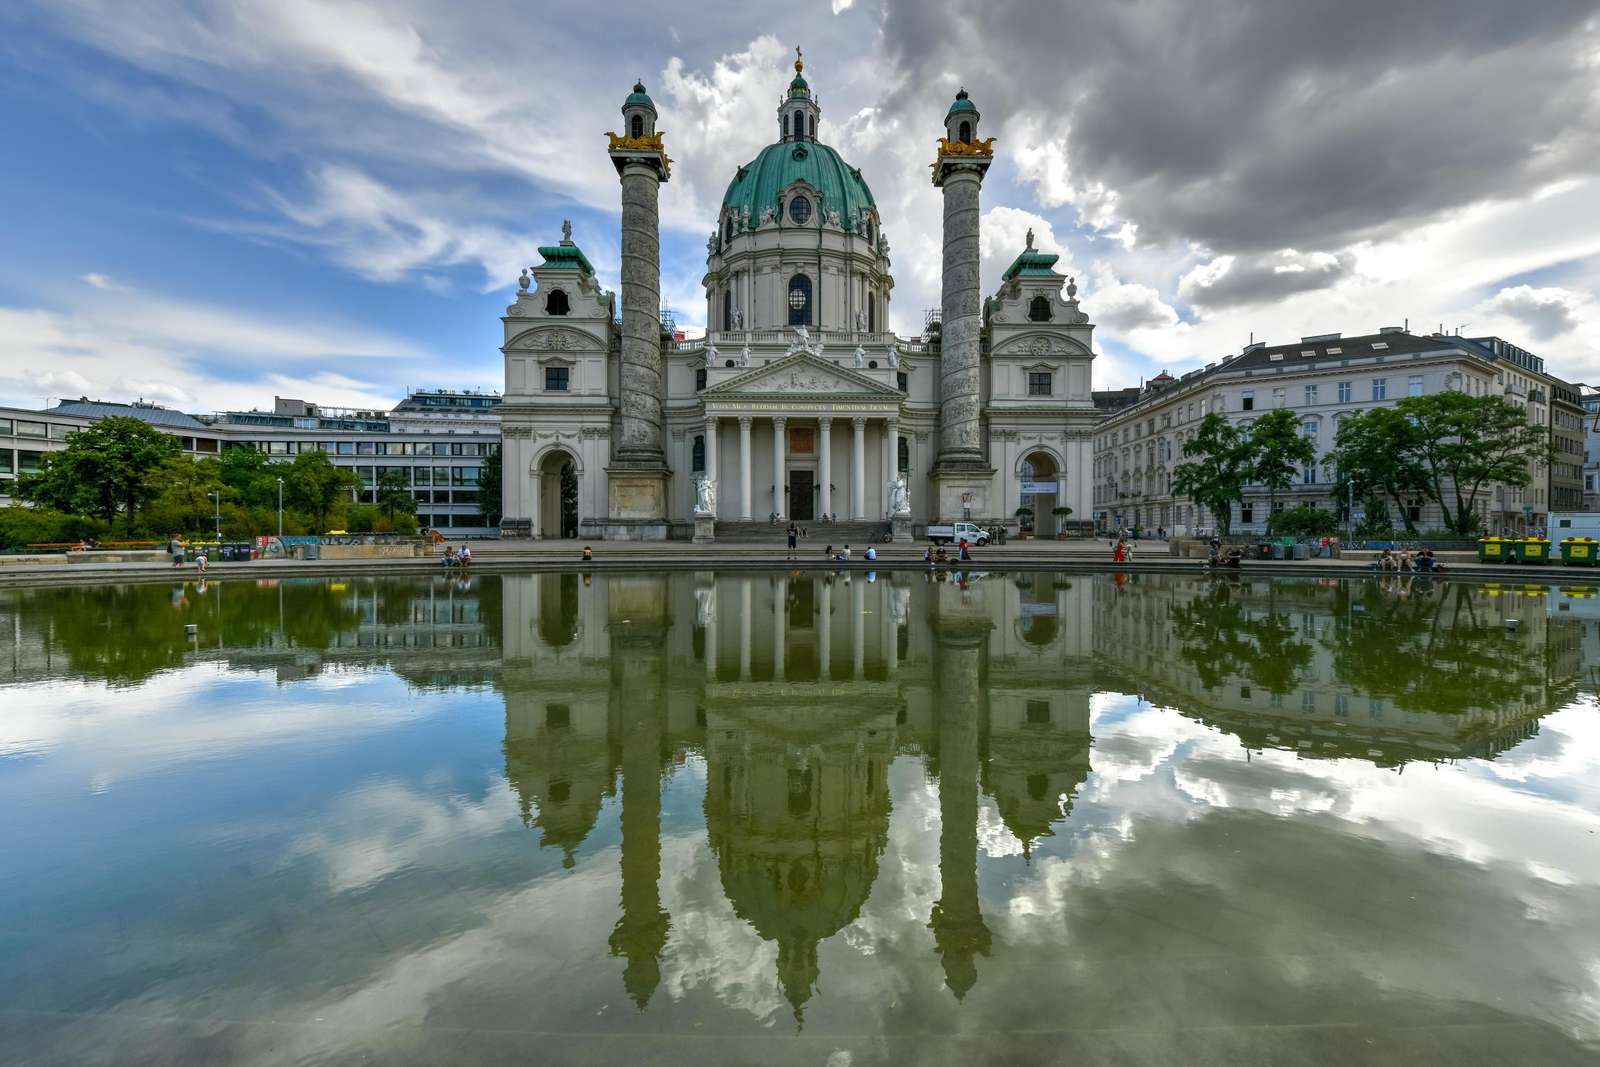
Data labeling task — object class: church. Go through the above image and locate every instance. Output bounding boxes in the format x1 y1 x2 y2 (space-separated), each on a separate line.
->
498 54 1099 541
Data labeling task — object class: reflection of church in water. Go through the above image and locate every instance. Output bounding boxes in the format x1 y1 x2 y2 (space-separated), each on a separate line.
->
499 570 1096 1014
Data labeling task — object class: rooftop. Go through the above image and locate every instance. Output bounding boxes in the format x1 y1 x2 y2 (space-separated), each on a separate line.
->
48 398 210 431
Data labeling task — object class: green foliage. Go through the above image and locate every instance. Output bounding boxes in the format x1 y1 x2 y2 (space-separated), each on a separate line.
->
1172 413 1251 536
376 470 416 527
1272 505 1337 538
14 416 179 528
1324 407 1429 534
0 507 106 551
1401 392 1549 534
283 450 361 533
477 445 503 527
217 447 283 509
1353 495 1396 538
1246 409 1316 534
1051 506 1073 517
143 456 224 536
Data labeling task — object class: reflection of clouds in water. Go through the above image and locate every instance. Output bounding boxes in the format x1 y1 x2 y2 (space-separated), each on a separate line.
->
283 775 522 893
0 667 431 790
975 799 1024 859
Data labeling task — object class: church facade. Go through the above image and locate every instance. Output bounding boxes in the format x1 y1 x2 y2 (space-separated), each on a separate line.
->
499 56 1099 540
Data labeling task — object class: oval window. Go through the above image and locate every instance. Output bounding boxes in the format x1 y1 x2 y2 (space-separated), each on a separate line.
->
788 195 812 225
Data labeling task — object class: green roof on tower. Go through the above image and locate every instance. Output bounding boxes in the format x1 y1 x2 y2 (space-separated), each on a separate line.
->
721 141 877 228
624 80 655 113
946 87 977 118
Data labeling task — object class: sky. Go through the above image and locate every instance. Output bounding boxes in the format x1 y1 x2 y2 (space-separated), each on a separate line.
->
1 1 1598 414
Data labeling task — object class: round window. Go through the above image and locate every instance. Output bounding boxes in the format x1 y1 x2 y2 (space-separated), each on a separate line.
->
868 360 878 369
788 195 812 225
788 286 806 310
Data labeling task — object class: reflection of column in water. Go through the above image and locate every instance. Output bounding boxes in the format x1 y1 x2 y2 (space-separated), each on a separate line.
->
851 577 866 679
773 576 787 681
930 637 991 998
882 579 898 674
703 576 718 677
607 578 670 1008
818 580 832 679
739 578 753 681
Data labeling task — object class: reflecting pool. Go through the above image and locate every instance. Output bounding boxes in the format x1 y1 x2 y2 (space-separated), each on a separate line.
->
3 572 1600 1064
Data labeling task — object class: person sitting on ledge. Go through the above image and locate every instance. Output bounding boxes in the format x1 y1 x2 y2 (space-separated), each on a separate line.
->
835 544 852 562
923 546 935 566
865 545 877 561
580 545 593 561
443 545 458 567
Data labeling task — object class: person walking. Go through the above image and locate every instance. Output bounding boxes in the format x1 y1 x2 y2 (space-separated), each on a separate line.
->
786 521 798 560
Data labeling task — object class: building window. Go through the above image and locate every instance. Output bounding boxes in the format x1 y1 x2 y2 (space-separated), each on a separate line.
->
1240 505 1254 524
16 421 45 438
1408 374 1424 397
545 289 569 316
897 372 908 392
630 114 643 139
695 368 707 391
1028 371 1052 397
787 273 812 325
1337 381 1351 403
867 296 876 332
788 195 812 225
898 435 910 472
724 216 734 243
783 113 790 138
1028 295 1052 322
809 114 815 139
1303 464 1317 485
958 120 972 144
1241 390 1254 411
1272 388 1286 407
1373 377 1387 400
691 435 705 473
545 366 570 392
1304 383 1318 405
722 289 732 331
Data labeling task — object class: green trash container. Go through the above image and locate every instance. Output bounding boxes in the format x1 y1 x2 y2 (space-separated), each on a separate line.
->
1477 537 1512 563
1518 537 1552 565
1560 537 1598 567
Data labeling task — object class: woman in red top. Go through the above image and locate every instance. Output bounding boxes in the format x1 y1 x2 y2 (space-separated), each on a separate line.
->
1112 539 1129 563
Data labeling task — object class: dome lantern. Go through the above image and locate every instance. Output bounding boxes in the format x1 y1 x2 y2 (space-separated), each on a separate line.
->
778 46 821 142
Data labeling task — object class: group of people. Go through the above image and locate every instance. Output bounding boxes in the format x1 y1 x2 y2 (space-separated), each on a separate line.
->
823 543 881 563
441 544 473 568
921 538 974 566
1375 547 1444 573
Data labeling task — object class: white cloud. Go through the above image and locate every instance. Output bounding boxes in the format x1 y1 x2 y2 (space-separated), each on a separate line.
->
1480 285 1594 342
81 272 131 291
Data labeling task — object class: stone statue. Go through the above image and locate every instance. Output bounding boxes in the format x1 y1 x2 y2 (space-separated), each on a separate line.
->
518 268 530 291
732 304 744 329
885 344 899 369
853 344 867 369
1066 275 1078 300
707 234 717 254
854 307 866 332
1025 227 1035 250
561 219 573 243
704 343 719 369
888 475 911 516
760 206 776 225
738 343 752 367
694 476 717 516
825 207 841 227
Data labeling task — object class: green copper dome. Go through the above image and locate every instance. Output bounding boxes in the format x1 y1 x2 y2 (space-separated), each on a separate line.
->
946 87 977 118
789 73 809 92
720 141 877 228
623 80 655 113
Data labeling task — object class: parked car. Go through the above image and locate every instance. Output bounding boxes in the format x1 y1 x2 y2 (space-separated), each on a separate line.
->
926 521 991 547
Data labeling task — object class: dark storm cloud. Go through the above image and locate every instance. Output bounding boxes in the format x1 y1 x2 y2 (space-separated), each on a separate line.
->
1179 250 1356 309
880 0 1600 252
1482 285 1586 339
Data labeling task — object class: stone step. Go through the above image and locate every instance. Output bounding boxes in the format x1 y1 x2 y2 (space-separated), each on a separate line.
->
714 520 889 543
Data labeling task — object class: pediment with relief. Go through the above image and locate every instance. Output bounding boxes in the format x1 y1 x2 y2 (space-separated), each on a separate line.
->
703 352 904 400
505 326 605 352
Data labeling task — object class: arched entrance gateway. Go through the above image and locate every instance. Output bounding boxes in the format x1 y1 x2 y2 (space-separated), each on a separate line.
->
536 449 580 539
1018 450 1067 537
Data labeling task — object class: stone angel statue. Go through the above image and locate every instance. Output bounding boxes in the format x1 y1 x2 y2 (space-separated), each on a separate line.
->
693 476 718 516
887 475 911 516
885 345 899 369
854 306 866 333
704 343 720 369
737 343 752 367
852 344 867 369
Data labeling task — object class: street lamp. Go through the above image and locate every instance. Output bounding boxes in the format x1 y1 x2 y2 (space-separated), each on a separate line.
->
276 477 284 537
208 491 221 542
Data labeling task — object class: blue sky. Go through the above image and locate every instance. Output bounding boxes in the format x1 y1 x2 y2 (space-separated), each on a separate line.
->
2 1 1598 414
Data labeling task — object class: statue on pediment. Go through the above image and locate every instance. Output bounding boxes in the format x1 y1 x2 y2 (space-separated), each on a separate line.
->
888 476 911 516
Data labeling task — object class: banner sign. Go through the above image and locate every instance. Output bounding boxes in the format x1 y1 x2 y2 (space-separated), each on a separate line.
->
1020 481 1056 495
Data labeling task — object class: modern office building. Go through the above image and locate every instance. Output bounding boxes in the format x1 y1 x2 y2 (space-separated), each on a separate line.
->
0 390 501 533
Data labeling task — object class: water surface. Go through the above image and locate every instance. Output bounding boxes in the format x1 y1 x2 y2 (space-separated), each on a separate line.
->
3 572 1599 1065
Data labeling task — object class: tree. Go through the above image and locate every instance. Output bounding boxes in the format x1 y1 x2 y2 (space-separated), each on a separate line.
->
1246 408 1316 535
14 416 179 529
1400 392 1549 534
1273 505 1337 539
1172 413 1251 535
283 450 361 532
376 470 416 527
218 447 282 509
1323 407 1429 534
477 445 503 527
146 455 224 535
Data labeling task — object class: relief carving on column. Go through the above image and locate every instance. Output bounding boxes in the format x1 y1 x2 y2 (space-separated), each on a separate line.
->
501 425 533 438
852 416 868 430
738 415 753 429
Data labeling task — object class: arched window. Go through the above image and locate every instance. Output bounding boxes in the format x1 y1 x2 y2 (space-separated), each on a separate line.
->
545 289 570 316
691 435 705 473
898 435 909 473
724 216 733 242
1028 295 1052 322
783 113 790 139
867 295 876 333
958 120 972 144
787 273 812 326
630 114 643 139
722 289 732 331
808 114 815 139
